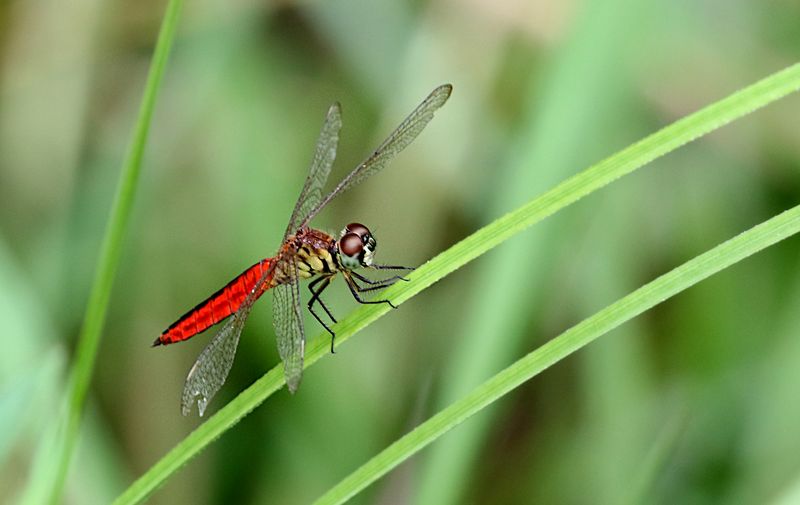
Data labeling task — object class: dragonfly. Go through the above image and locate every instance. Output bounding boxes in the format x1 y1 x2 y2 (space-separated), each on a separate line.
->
153 84 452 416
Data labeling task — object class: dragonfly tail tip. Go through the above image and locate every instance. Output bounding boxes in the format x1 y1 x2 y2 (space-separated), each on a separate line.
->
151 336 163 347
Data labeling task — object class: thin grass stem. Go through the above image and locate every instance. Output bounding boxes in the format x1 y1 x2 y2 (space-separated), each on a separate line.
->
42 1 185 503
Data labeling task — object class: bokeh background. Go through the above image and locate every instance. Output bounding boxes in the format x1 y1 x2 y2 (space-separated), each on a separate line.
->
2 0 800 503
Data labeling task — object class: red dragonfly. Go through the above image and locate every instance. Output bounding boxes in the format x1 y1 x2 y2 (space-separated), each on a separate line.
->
154 84 452 416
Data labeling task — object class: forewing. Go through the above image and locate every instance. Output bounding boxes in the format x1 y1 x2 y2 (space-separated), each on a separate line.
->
272 257 306 393
181 260 276 416
286 102 343 235
300 84 452 227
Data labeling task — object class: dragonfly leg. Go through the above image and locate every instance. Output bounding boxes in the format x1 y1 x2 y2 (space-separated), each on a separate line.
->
351 282 399 293
371 264 414 270
369 264 414 282
351 270 409 286
349 272 403 292
307 276 338 353
308 276 337 323
343 272 397 309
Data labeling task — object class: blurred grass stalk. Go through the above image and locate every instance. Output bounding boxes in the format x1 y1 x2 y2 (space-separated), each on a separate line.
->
19 0 186 503
113 63 800 504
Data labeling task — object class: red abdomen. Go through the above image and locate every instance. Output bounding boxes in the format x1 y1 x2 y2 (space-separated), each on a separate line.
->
154 259 273 346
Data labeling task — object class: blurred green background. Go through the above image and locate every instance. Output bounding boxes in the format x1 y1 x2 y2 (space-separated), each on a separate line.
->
2 0 800 503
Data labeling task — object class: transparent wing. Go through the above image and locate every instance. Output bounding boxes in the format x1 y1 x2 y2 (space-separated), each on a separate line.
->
300 84 452 228
285 102 343 236
272 257 306 393
181 312 245 416
181 261 276 416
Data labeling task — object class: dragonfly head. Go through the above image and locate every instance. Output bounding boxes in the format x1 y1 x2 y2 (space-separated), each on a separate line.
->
337 222 376 270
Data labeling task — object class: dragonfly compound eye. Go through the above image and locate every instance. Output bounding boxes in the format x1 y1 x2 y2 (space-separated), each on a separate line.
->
345 222 371 239
339 233 364 257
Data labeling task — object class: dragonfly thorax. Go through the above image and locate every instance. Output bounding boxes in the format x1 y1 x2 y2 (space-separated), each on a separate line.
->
337 222 376 270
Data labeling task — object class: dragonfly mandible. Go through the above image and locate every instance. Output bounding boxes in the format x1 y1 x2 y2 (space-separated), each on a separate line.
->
154 84 452 416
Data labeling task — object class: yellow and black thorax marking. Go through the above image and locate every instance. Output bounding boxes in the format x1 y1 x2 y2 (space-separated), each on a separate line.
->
270 228 341 286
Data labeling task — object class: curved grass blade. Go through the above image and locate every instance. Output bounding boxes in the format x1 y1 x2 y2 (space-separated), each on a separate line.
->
312 205 800 505
112 62 800 505
34 1 186 503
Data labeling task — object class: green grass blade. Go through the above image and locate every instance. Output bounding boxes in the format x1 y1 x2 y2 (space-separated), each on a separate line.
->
41 1 185 503
111 62 800 505
313 204 800 505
